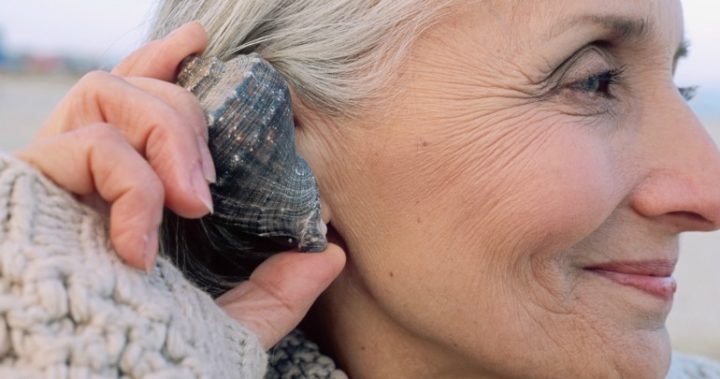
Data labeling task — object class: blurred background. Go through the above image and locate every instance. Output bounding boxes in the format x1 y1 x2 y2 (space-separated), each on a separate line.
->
0 0 718 360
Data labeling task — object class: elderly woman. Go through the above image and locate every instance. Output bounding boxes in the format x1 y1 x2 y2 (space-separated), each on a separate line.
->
1 0 719 378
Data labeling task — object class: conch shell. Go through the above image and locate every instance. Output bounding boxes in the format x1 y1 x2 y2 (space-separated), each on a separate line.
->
161 53 327 296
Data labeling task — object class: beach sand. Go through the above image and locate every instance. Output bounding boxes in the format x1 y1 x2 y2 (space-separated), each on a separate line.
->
0 73 79 151
1 73 719 360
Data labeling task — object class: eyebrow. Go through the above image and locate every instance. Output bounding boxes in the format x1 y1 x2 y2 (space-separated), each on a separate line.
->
549 14 689 63
548 14 651 41
675 39 689 60
673 39 690 71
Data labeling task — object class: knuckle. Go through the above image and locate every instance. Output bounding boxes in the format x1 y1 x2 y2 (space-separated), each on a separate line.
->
91 140 164 209
120 153 164 203
75 71 123 111
129 175 165 223
158 101 187 126
79 70 113 86
149 83 206 134
171 84 200 108
147 112 187 146
83 123 125 143
144 173 165 202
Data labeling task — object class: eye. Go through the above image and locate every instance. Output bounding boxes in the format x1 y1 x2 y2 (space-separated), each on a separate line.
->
567 69 623 99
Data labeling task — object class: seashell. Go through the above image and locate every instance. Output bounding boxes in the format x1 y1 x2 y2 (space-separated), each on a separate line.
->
160 53 327 296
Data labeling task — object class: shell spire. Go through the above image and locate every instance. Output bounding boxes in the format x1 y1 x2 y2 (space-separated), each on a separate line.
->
161 54 327 296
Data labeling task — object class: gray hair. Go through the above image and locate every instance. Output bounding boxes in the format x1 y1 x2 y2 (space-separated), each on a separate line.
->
149 0 454 117
150 0 455 295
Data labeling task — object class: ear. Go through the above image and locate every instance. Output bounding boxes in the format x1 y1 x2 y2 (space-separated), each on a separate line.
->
288 86 336 226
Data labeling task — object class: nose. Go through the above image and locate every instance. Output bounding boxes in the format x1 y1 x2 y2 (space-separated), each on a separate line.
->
629 88 720 233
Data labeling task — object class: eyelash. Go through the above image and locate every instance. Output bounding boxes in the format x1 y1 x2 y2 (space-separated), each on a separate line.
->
567 68 624 100
678 86 698 101
568 69 698 102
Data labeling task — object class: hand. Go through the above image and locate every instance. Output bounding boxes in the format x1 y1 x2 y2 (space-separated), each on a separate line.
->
217 245 345 349
13 21 346 348
16 21 213 270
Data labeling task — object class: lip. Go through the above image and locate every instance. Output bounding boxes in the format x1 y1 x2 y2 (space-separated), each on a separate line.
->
583 260 678 301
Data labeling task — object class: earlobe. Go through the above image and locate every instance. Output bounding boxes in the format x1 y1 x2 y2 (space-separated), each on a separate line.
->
320 197 333 224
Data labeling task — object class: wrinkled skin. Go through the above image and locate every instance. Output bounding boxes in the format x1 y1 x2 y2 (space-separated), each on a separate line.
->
295 0 720 378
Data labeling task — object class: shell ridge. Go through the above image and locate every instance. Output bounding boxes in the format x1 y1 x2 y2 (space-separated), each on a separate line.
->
162 54 327 296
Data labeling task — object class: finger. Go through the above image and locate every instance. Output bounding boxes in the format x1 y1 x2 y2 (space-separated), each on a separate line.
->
123 77 214 183
41 70 213 217
124 76 208 141
112 21 207 81
15 124 164 271
216 244 346 349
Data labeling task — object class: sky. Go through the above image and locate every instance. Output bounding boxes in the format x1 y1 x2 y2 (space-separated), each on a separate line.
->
0 0 155 65
0 0 718 115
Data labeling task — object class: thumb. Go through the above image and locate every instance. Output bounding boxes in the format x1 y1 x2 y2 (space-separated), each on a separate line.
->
215 243 346 349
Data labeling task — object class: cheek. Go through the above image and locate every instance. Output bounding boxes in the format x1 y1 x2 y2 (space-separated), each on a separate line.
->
364 111 621 269
483 125 621 258
341 106 624 313
334 109 631 372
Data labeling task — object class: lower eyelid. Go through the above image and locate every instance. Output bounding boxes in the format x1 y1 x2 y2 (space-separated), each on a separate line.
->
555 88 617 116
550 77 625 118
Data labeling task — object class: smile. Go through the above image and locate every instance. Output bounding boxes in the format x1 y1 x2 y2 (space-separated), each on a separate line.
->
584 260 678 301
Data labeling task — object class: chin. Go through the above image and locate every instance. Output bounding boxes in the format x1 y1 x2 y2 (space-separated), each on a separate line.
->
603 327 672 379
568 279 675 377
536 331 672 379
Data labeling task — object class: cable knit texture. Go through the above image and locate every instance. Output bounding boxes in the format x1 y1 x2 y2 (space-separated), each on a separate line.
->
267 330 346 379
0 152 717 379
669 354 720 379
0 153 267 378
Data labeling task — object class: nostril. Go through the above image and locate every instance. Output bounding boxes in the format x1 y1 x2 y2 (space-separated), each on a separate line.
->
670 211 706 222
668 211 715 230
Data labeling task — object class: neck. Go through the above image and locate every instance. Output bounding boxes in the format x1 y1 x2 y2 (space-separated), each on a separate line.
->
304 264 497 379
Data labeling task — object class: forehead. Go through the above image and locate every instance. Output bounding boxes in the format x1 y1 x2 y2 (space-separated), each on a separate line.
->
461 0 685 50
518 1 678 39
427 0 686 76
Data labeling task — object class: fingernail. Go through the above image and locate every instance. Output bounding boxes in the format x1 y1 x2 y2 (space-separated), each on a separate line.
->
197 136 216 183
143 229 158 272
192 163 214 214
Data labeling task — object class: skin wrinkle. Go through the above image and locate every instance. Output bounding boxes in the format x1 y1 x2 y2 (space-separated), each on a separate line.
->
292 0 720 378
575 288 669 378
525 252 574 310
519 301 575 373
448 108 602 308
419 106 559 194
404 15 532 97
385 111 534 208
403 53 541 101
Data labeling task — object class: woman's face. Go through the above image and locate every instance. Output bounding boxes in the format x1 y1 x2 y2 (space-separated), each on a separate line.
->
297 0 720 377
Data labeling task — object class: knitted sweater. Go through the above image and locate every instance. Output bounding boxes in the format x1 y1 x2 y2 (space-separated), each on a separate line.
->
0 153 716 379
